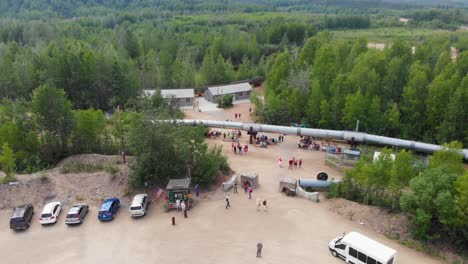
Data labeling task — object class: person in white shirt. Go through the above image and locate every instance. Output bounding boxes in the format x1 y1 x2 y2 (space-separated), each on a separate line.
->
175 195 181 212
181 201 186 212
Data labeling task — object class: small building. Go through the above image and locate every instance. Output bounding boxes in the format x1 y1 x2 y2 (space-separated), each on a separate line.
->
142 89 195 108
204 83 253 102
240 172 259 189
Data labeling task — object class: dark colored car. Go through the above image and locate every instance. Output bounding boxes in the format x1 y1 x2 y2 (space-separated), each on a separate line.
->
65 204 89 225
98 198 120 221
10 204 34 230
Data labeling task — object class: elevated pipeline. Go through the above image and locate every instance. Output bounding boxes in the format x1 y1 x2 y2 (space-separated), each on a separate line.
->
173 119 468 161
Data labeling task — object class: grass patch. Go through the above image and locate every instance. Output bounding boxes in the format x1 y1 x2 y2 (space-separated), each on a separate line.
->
399 239 444 259
60 162 104 174
105 163 118 179
1 175 17 184
39 172 49 183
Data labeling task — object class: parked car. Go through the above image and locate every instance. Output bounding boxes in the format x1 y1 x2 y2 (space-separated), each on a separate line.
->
65 204 89 225
98 198 120 221
39 202 62 225
10 204 34 230
129 194 149 217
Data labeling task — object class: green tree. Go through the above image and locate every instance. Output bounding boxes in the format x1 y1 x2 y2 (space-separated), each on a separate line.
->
32 84 74 161
341 91 369 131
0 143 16 182
72 109 106 153
429 141 464 175
401 62 430 140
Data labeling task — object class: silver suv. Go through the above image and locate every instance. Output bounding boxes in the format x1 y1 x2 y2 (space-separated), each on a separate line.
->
65 204 89 225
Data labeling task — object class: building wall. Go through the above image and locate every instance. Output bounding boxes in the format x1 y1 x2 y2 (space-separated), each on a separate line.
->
205 90 252 102
205 89 215 102
165 97 193 108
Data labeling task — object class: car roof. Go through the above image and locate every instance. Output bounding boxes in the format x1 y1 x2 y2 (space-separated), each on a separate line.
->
100 198 119 211
12 205 31 218
42 202 61 213
68 205 83 214
342 232 396 261
131 194 147 206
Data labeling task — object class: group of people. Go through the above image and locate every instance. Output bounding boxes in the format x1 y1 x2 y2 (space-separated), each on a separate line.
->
174 194 188 212
234 113 242 119
224 130 242 142
277 157 302 169
255 134 281 147
207 130 222 139
231 142 248 155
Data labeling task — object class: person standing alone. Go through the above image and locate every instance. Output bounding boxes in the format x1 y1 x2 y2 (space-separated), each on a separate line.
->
225 194 231 209
233 182 238 194
256 242 263 258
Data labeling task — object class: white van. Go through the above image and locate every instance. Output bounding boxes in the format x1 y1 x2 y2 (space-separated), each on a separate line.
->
329 232 397 264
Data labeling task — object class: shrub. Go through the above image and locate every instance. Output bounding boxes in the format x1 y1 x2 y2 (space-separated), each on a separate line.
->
217 95 233 108
60 162 104 174
39 172 49 183
105 163 118 177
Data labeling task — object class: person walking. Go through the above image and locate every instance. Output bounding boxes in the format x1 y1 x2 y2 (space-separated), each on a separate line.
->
194 184 200 197
248 186 253 199
244 181 248 193
175 195 181 212
181 200 186 212
288 159 293 170
277 157 283 168
225 194 231 209
233 182 238 194
263 199 268 211
256 242 263 258
223 132 226 141
239 113 241 119
256 198 261 211
299 157 302 167
235 113 238 119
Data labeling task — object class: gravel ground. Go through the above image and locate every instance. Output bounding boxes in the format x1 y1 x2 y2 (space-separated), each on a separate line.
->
0 102 450 263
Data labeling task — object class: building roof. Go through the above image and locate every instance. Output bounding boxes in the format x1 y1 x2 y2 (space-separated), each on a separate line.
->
142 89 194 98
166 179 191 191
161 89 194 99
342 232 396 262
207 83 252 96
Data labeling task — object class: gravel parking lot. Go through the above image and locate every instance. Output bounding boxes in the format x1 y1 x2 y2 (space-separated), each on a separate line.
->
0 103 443 264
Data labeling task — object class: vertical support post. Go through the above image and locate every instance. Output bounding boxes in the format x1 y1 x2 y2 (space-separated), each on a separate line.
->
249 126 254 144
117 105 126 164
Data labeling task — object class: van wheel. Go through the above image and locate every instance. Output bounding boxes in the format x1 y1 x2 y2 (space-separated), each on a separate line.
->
331 250 338 257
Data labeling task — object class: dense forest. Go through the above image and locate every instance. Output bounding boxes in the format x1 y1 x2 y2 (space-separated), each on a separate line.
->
257 32 468 147
0 0 467 255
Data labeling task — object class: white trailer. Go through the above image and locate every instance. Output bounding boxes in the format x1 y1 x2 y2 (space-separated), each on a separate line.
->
329 232 397 264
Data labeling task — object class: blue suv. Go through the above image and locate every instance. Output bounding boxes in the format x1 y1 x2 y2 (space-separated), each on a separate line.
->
98 198 120 221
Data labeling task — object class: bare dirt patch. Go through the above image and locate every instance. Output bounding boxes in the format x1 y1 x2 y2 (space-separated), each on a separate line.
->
0 154 132 209
323 197 410 240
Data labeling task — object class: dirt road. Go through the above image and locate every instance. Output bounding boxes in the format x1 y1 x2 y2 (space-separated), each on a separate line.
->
0 104 442 264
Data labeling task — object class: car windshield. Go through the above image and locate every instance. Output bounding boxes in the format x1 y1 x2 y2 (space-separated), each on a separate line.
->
10 217 24 223
41 213 52 218
67 214 78 218
131 206 142 210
